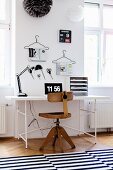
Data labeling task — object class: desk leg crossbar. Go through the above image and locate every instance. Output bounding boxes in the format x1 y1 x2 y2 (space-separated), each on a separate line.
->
16 101 36 148
16 100 55 148
62 99 97 144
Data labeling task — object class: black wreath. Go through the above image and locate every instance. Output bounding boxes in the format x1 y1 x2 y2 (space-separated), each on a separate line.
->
23 0 53 17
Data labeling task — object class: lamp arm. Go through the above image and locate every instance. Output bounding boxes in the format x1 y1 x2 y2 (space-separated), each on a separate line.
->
18 65 30 77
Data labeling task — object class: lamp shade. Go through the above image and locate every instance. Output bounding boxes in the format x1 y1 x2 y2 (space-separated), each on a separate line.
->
67 5 84 22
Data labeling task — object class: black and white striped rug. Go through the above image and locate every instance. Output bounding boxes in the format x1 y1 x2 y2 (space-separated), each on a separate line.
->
0 149 113 169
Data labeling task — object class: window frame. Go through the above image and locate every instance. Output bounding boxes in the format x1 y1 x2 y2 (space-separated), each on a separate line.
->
84 30 101 83
84 0 113 87
0 0 11 86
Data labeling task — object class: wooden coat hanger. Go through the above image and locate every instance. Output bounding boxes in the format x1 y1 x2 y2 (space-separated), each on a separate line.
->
24 35 49 50
52 50 76 64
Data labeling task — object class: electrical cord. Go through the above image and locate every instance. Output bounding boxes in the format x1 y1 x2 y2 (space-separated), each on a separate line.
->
28 101 43 136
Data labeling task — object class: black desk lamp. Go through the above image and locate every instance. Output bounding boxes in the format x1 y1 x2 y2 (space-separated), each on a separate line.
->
16 65 46 129
16 65 35 97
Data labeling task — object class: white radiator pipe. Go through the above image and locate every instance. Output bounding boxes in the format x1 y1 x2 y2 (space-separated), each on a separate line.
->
0 105 6 134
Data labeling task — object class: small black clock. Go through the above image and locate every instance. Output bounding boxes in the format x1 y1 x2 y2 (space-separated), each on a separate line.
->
23 0 53 17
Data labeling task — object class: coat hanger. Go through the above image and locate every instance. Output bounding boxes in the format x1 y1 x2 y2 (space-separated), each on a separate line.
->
52 50 76 64
24 35 49 50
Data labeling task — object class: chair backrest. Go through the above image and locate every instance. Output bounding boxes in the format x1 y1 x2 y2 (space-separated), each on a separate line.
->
47 91 73 117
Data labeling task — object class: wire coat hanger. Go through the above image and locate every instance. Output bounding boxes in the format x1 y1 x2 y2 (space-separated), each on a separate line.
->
52 50 76 64
24 35 49 50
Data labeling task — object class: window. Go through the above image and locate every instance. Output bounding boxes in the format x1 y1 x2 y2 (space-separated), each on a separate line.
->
103 5 113 28
84 32 100 83
84 3 100 28
0 0 11 86
84 1 113 86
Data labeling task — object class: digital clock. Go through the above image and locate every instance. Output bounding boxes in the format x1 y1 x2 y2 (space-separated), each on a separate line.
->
45 83 62 94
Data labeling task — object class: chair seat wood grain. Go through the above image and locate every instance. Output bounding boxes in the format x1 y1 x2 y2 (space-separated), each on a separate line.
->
39 112 71 119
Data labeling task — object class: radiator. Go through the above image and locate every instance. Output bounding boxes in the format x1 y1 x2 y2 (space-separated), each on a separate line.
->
0 105 6 134
89 101 113 128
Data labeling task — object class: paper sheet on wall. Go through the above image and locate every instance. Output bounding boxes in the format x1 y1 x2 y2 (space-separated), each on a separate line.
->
28 48 47 62
56 62 73 75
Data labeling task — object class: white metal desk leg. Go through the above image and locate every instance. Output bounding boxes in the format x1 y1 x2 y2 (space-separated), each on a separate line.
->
78 100 81 135
94 99 97 144
25 100 28 148
16 101 19 139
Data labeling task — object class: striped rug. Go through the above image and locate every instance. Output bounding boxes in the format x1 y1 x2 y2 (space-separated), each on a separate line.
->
0 149 113 169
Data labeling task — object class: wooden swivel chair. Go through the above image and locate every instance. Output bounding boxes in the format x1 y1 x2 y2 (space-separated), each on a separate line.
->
39 91 75 151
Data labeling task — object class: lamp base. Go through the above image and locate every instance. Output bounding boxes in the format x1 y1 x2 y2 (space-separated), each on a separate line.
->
18 93 28 97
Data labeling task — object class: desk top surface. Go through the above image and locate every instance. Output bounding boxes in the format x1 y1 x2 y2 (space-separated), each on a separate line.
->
5 95 110 101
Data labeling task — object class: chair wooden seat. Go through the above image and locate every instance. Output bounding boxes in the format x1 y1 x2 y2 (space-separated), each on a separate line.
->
39 112 71 119
39 91 75 151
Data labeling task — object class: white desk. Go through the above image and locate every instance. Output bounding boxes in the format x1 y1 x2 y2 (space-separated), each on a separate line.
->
6 95 109 148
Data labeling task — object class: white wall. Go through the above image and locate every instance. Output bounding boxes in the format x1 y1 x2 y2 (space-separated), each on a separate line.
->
1 0 84 137
15 0 84 96
14 0 84 138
